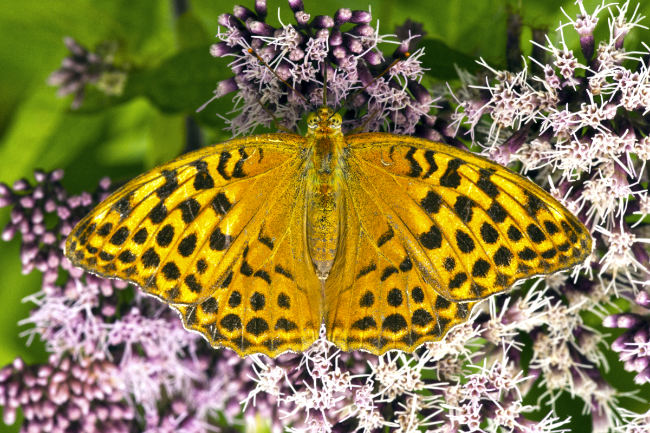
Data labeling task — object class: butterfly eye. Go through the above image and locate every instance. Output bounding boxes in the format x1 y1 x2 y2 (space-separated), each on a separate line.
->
330 114 342 129
307 113 318 129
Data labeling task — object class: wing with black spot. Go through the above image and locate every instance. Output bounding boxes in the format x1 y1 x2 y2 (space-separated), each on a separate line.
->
324 133 591 355
65 134 322 357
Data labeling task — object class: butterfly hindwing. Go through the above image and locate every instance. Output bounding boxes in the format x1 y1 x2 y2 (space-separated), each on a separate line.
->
325 167 478 354
65 134 322 357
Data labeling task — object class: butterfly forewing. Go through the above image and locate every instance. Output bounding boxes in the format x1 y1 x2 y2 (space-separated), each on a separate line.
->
65 134 322 357
345 133 591 298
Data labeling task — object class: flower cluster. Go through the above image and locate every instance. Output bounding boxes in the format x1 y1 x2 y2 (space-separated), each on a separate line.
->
47 37 127 109
605 290 650 385
0 355 134 433
201 0 436 137
0 170 289 432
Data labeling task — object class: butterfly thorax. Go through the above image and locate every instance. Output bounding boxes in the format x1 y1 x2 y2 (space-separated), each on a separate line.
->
305 107 345 280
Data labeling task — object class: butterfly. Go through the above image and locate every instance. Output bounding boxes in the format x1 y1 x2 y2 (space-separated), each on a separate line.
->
64 102 592 357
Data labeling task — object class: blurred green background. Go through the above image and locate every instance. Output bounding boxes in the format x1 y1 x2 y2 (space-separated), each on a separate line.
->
1 0 649 431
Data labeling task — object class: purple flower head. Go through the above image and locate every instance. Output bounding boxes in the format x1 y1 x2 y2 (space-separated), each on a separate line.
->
202 1 436 137
48 37 127 109
0 355 135 432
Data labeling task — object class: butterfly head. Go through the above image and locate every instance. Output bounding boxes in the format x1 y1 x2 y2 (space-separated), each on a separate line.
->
307 106 342 136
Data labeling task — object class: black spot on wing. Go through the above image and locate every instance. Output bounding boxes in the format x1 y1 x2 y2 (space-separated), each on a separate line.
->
133 228 148 244
112 194 133 220
149 203 168 224
525 191 547 216
541 248 557 259
97 223 112 237
527 224 546 243
518 247 537 261
156 225 175 248
405 147 423 177
382 314 407 332
221 314 241 331
258 228 274 249
411 287 424 303
196 259 208 274
277 293 290 309
454 196 475 223
380 266 398 282
217 272 232 289
387 289 403 307
493 246 513 267
471 259 491 278
217 152 232 180
421 190 442 214
250 292 266 310
412 309 433 327
507 225 523 241
356 262 377 279
184 274 202 293
232 148 248 178
275 318 298 331
178 234 197 257
201 297 218 314
399 255 412 272
449 272 467 289
487 201 508 224
377 226 394 247
212 192 232 216
420 225 442 249
352 317 377 331
190 160 215 190
477 169 499 198
110 227 129 246
275 265 294 280
544 220 560 235
118 250 136 263
142 248 160 268
422 150 438 179
440 158 464 189
156 170 179 199
179 199 201 224
456 230 475 253
443 257 456 271
435 296 451 309
480 222 499 244
360 291 375 307
161 262 181 281
228 291 241 308
254 270 271 284
210 228 232 251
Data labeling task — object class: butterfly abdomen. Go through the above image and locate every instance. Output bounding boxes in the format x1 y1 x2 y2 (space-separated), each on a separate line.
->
305 127 345 280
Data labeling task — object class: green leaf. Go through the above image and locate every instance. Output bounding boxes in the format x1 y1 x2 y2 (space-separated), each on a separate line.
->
146 111 185 169
129 44 232 124
176 11 211 50
420 39 481 79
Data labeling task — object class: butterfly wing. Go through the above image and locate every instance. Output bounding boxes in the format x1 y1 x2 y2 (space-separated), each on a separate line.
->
65 134 322 357
325 133 591 354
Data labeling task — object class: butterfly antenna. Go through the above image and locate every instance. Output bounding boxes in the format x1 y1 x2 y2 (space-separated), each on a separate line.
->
247 48 315 111
332 52 410 118
323 62 328 107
